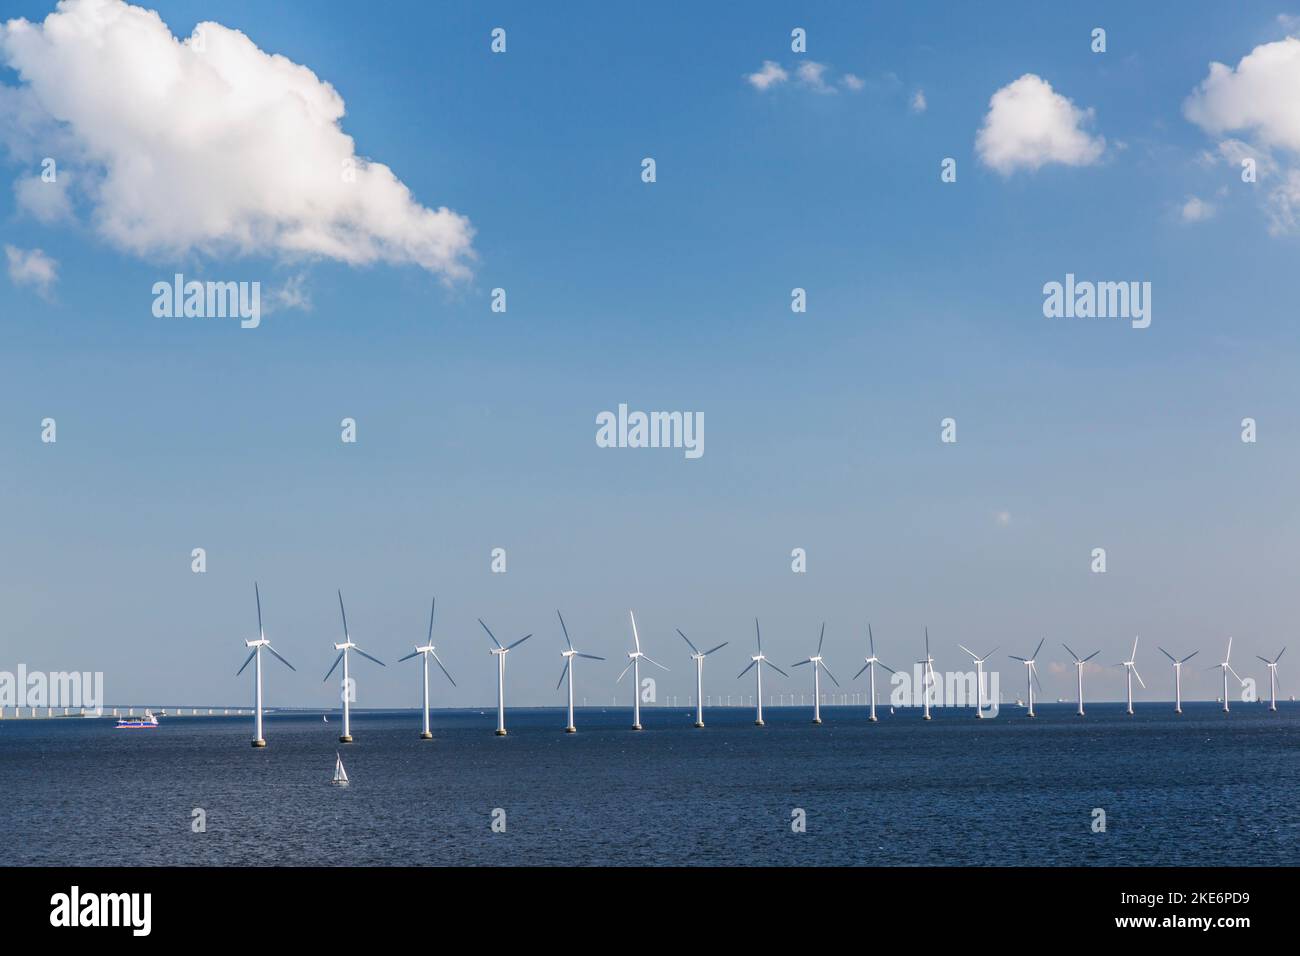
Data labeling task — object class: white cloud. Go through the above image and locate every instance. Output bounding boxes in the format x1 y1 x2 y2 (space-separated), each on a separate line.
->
744 60 788 91
1180 195 1215 222
795 61 835 94
0 0 474 280
264 272 312 314
840 73 865 92
994 510 1011 527
910 89 927 113
975 74 1105 175
1184 37 1300 152
4 244 58 293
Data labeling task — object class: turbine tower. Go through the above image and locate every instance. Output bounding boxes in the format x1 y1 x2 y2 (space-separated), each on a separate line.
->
1157 646 1198 715
918 627 937 720
1256 647 1285 712
1119 635 1145 716
738 619 787 726
1008 638 1044 718
323 591 386 743
792 623 840 725
1062 643 1100 716
957 641 998 718
677 628 727 728
397 597 455 739
556 610 604 733
616 610 667 730
480 619 531 736
236 582 296 748
1211 637 1245 714
852 624 895 722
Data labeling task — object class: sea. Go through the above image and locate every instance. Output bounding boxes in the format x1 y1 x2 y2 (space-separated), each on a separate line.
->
1 702 1295 866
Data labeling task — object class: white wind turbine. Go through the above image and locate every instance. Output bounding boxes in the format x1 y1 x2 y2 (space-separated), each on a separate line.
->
738 619 787 727
617 610 667 730
1210 637 1245 714
397 597 456 739
1008 638 1044 718
1119 635 1145 716
677 628 727 728
1062 644 1100 717
918 627 937 720
481 619 531 736
236 582 296 748
957 641 998 719
792 623 840 725
556 610 604 733
851 624 895 722
1256 647 1286 712
323 591 386 744
1157 646 1198 715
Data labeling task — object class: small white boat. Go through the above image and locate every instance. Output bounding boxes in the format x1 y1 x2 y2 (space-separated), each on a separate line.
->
322 715 328 722
331 752 349 787
116 711 159 729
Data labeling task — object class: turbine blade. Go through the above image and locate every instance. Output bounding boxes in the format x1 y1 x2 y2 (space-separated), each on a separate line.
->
703 642 728 656
983 646 998 661
1180 650 1199 664
1082 650 1100 662
427 596 436 644
1227 664 1244 683
879 662 897 674
1159 646 1176 663
852 663 869 681
1030 662 1043 694
556 660 569 691
1062 643 1079 662
755 618 762 652
1132 666 1146 689
1277 646 1287 663
266 645 296 671
629 610 641 653
254 582 263 637
766 662 789 678
924 626 930 656
1130 635 1139 660
430 650 456 686
1257 656 1271 665
354 647 386 667
677 628 700 655
957 644 977 660
337 590 349 639
236 648 257 676
817 622 825 656
737 660 756 680
1032 637 1045 660
578 653 605 661
398 649 421 663
616 660 635 682
1009 655 1026 662
557 610 573 650
506 634 532 651
1226 636 1233 661
792 659 812 668
479 619 502 648
323 650 344 682
821 663 841 688
642 655 669 672
868 623 875 657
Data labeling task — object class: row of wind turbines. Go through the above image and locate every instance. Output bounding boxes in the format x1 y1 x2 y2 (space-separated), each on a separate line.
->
235 585 1288 746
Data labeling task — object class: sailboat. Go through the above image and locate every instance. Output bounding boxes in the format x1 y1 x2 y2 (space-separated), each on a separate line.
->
331 752 349 787
322 714 328 722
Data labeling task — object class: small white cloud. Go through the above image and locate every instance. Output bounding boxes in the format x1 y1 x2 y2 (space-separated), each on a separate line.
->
994 510 1011 527
795 61 836 94
1180 195 1216 222
840 73 865 92
976 74 1105 175
4 244 58 294
744 60 788 91
910 89 928 113
264 272 312 314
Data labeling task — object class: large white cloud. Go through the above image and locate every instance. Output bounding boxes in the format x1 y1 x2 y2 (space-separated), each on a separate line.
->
1184 37 1300 152
0 0 474 280
975 74 1105 175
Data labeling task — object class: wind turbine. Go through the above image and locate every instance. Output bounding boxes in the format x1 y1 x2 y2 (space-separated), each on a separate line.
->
556 610 604 733
852 624 895 722
323 591 385 743
918 627 937 720
677 628 727 728
236 582 296 748
481 619 531 736
1119 635 1145 716
957 640 998 718
1210 637 1245 714
617 610 667 730
397 597 455 739
1062 644 1100 716
1256 647 1286 712
1008 638 1044 718
792 623 840 725
1157 646 1198 715
738 619 787 726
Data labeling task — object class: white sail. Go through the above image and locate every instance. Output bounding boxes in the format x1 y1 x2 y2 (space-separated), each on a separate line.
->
332 752 349 785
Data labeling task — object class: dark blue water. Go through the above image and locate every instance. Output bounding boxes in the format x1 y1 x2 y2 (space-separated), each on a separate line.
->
1 702 1296 865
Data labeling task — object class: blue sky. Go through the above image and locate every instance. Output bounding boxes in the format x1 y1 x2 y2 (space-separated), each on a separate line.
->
1 0 1297 708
